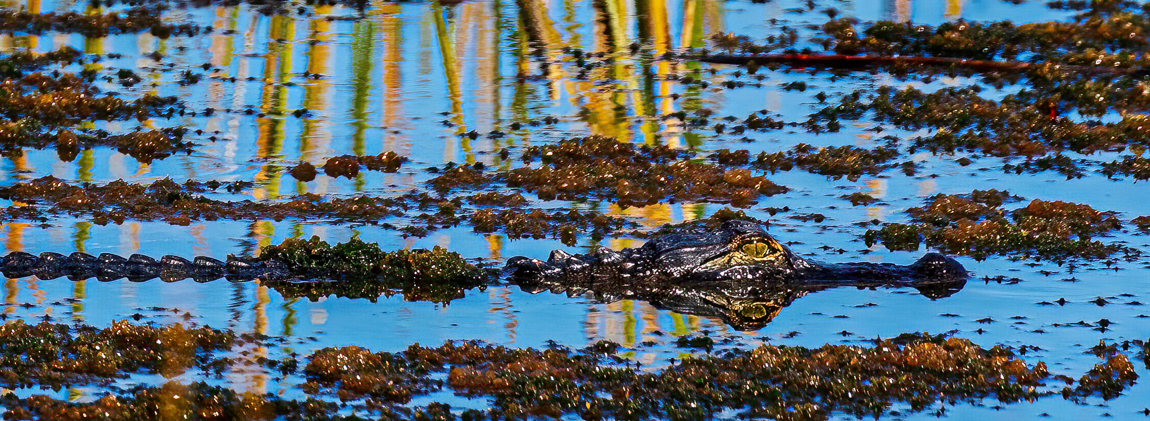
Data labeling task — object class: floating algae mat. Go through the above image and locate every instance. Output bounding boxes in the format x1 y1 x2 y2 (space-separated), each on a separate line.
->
0 0 1148 418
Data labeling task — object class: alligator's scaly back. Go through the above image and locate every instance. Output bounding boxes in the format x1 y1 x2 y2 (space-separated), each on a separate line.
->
0 251 282 282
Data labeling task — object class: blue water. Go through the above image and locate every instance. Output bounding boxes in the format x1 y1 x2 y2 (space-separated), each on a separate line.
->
0 0 1146 418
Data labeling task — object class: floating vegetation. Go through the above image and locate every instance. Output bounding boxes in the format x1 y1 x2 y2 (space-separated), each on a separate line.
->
0 319 235 388
1063 354 1140 401
0 126 195 163
820 10 1150 64
865 191 1132 260
468 208 631 245
0 321 1137 420
1101 155 1150 180
0 381 340 420
1002 154 1087 179
753 143 901 181
307 152 406 180
502 136 787 208
0 1 1148 419
257 236 490 303
0 47 83 78
0 7 199 38
0 74 182 125
805 85 1150 157
843 192 881 206
308 334 1056 420
0 176 406 225
429 165 491 194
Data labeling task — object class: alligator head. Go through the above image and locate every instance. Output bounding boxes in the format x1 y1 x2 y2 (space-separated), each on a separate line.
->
506 220 968 330
507 220 967 284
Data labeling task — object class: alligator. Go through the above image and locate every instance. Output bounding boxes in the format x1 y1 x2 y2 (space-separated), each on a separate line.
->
0 220 967 325
506 220 968 329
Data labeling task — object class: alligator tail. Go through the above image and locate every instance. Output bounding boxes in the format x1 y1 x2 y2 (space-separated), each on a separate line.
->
0 251 289 282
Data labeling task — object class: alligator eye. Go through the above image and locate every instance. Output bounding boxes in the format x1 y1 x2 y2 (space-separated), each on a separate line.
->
738 303 769 319
741 242 771 258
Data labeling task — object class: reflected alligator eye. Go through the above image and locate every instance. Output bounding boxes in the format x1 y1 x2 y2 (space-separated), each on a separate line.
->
738 303 768 318
741 242 771 258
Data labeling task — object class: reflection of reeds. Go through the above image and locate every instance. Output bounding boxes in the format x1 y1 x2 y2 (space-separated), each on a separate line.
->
350 19 374 157
382 11 406 158
254 15 294 200
3 223 24 315
431 2 470 164
71 221 90 322
300 5 332 195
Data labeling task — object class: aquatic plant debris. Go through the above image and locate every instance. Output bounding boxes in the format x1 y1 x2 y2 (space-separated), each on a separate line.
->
499 135 788 208
864 190 1136 261
256 236 490 302
0 319 236 388
0 322 1139 421
0 7 199 38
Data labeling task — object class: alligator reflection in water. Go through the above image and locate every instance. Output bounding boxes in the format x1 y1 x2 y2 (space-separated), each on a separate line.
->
507 220 968 330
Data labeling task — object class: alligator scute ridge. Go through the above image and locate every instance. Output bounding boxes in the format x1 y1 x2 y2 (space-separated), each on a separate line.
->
0 251 286 282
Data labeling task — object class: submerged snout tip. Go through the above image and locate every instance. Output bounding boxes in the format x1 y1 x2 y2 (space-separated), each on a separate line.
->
910 252 967 280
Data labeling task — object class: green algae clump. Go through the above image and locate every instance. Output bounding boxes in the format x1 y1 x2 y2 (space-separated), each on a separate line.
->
257 236 489 303
0 319 234 388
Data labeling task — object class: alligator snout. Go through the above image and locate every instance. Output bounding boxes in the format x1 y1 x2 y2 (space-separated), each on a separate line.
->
908 252 967 280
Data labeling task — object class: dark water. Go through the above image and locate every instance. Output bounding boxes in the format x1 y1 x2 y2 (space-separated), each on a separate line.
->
0 0 1147 418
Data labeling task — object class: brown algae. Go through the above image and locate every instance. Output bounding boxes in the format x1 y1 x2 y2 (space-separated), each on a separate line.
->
500 136 788 208
0 319 235 388
864 191 1131 260
0 321 1140 420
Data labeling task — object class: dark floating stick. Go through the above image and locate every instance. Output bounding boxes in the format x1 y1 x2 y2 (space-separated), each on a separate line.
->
694 53 1146 75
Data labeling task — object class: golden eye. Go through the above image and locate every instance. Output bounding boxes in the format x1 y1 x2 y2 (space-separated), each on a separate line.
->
738 303 769 318
741 242 770 258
